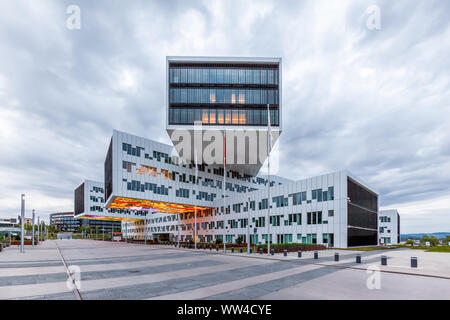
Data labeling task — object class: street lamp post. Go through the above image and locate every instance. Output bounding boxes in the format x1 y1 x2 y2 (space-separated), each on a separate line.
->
247 197 250 254
32 209 35 247
20 194 25 253
37 216 40 245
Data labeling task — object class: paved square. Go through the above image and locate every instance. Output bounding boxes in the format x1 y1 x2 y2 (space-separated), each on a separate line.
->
0 240 449 300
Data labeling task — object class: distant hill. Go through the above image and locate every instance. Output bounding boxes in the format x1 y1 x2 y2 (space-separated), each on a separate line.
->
401 232 450 241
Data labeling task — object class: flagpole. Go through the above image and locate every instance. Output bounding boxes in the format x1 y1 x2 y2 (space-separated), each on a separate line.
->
177 209 180 247
267 103 271 256
194 150 198 250
223 130 227 252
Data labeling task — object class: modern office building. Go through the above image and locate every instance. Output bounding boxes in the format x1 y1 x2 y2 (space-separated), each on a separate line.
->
73 180 125 233
0 217 20 237
378 209 400 245
75 56 380 248
105 130 378 248
166 56 282 176
50 212 80 232
0 217 18 225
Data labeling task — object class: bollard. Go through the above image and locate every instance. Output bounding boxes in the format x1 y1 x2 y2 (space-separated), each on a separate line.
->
283 249 287 257
314 251 318 260
356 254 361 264
240 248 243 253
204 245 206 250
298 250 302 258
259 248 263 255
381 255 387 266
216 246 219 252
231 247 234 253
334 253 339 262
249 248 252 254
210 245 212 251
271 249 274 256
411 257 418 268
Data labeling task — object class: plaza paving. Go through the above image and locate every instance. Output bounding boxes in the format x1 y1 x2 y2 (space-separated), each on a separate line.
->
0 240 449 300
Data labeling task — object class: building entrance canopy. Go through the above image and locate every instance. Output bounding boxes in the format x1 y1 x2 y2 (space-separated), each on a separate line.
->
108 196 212 214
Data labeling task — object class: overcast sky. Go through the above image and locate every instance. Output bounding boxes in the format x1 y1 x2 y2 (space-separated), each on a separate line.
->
0 0 449 233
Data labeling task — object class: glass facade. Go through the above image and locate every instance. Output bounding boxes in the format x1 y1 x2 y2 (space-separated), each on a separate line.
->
168 61 280 126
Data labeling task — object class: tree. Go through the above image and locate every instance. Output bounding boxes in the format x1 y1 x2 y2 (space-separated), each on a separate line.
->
405 239 414 245
236 236 244 245
421 235 439 246
443 235 450 245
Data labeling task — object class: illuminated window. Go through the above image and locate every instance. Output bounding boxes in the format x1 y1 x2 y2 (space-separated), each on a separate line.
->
238 93 245 104
231 93 236 104
217 109 224 124
209 93 216 103
232 110 239 124
202 109 209 124
209 109 216 124
161 169 171 180
225 110 231 124
239 110 246 124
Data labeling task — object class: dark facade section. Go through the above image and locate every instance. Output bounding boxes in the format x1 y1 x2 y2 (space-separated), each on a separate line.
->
74 183 84 216
347 205 377 230
105 138 113 201
347 228 378 247
347 178 378 247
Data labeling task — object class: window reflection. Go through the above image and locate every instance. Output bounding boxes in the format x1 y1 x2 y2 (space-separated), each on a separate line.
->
169 67 279 85
169 88 278 105
169 108 279 126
